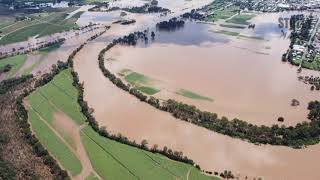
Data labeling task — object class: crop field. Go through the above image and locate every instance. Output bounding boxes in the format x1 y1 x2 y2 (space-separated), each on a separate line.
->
28 109 83 176
123 70 160 95
26 69 219 179
0 8 82 45
176 89 213 102
27 69 85 176
207 5 240 22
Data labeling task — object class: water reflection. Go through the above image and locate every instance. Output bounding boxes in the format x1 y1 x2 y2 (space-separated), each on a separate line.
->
152 21 229 46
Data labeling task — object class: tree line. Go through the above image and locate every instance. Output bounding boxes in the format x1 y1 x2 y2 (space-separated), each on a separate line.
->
298 75 320 91
156 18 185 31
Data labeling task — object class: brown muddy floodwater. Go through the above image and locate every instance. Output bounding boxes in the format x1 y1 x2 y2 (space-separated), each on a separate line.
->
74 9 320 180
106 13 320 126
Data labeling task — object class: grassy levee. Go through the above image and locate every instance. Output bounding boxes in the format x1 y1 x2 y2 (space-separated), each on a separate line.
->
0 55 27 78
28 109 82 176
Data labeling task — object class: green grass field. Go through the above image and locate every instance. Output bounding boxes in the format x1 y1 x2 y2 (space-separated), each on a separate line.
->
124 70 160 95
0 8 81 45
28 109 82 176
207 6 240 21
27 68 219 180
27 69 86 176
176 89 213 102
0 54 27 78
226 14 255 25
137 86 160 95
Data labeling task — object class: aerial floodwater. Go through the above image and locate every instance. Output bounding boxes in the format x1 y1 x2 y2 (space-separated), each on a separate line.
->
106 14 320 126
3 0 320 178
73 3 320 180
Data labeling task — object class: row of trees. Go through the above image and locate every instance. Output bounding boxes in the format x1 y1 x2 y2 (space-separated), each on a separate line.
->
181 9 206 21
0 75 33 95
0 39 65 60
119 4 170 14
98 30 320 149
0 134 16 179
156 18 185 31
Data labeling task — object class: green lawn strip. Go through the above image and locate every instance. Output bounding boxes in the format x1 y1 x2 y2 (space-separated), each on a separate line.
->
189 167 220 180
226 14 255 25
176 89 213 102
125 72 150 85
82 126 175 180
124 71 160 95
0 55 27 78
81 128 137 180
137 86 160 95
28 109 82 176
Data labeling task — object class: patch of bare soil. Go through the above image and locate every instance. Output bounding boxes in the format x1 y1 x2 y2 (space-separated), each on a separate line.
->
0 80 55 179
53 112 99 180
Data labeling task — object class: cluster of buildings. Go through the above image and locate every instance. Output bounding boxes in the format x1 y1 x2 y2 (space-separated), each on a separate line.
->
290 15 320 67
234 0 320 12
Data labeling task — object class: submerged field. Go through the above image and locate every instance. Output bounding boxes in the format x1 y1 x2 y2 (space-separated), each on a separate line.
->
0 42 61 79
26 69 218 179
